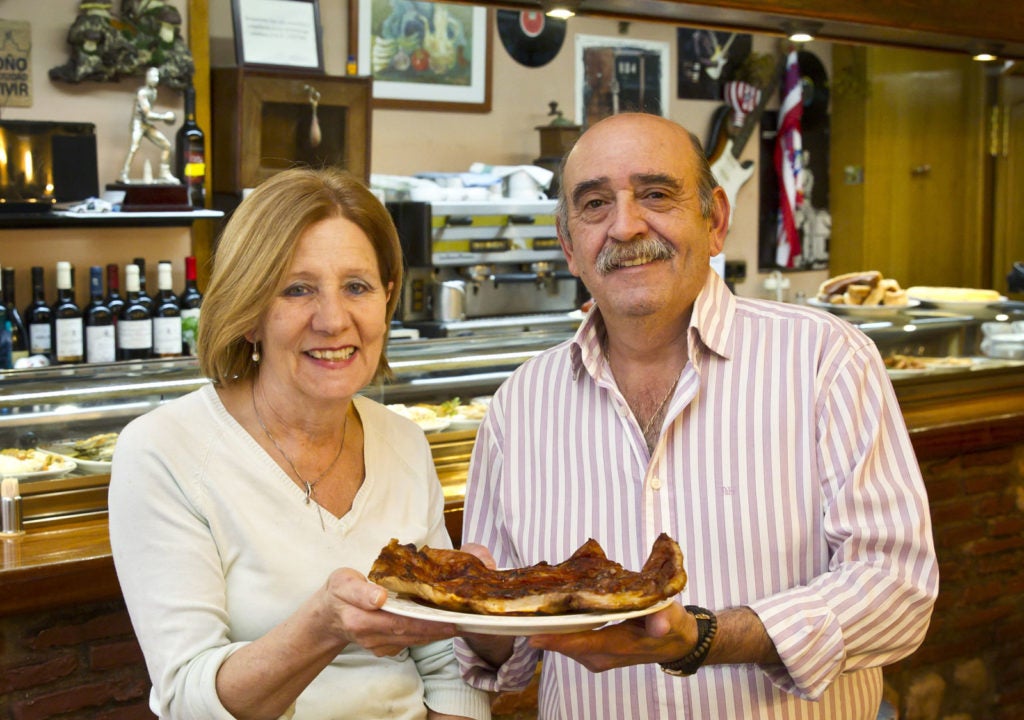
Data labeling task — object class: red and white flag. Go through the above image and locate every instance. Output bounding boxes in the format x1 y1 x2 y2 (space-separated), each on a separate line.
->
774 50 804 268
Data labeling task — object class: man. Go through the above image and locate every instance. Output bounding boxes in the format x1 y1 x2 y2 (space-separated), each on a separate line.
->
454 113 938 719
119 66 176 183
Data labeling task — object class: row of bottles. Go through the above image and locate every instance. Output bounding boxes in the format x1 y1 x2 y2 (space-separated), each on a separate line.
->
1 257 202 369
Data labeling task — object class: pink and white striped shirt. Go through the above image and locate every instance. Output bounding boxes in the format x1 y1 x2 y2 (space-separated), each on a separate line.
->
455 271 938 719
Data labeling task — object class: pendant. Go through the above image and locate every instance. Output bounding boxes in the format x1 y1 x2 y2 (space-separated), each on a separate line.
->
303 481 313 505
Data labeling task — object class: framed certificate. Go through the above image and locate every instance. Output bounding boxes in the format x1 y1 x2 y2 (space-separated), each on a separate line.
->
232 0 324 73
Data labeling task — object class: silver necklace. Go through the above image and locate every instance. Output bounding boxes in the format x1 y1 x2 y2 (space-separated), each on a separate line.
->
251 382 348 531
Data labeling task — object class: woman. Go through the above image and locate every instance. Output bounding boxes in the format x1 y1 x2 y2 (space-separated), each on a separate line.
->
109 167 491 720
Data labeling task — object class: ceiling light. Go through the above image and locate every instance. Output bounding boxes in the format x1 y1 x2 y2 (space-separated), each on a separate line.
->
971 42 1002 62
782 20 822 43
542 0 579 19
973 52 998 62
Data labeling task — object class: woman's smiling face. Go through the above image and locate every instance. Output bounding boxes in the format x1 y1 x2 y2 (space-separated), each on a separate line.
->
252 215 391 408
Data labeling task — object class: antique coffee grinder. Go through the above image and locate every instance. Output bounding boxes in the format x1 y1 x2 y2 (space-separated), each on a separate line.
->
533 101 581 198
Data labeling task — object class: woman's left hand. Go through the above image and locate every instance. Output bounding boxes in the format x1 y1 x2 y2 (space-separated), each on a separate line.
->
321 568 456 656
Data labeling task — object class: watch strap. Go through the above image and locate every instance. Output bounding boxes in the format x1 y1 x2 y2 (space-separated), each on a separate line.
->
659 605 718 676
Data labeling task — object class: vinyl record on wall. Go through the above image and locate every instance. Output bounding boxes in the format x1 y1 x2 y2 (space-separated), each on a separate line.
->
797 50 830 130
497 9 566 68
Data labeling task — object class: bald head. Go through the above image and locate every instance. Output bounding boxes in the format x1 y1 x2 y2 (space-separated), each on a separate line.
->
556 113 719 242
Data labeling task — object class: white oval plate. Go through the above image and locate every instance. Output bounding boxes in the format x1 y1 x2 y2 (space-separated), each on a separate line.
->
909 296 1008 313
807 298 920 317
0 450 77 481
447 416 483 432
416 418 452 434
382 594 675 635
44 451 111 475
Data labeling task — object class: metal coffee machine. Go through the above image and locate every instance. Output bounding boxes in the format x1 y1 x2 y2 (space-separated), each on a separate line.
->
388 199 583 337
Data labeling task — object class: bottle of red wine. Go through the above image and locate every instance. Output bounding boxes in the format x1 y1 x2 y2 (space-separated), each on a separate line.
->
180 255 203 356
52 261 84 364
84 266 116 364
24 266 53 360
152 261 182 357
175 80 206 209
105 263 125 321
117 264 153 361
133 257 154 314
2 267 28 364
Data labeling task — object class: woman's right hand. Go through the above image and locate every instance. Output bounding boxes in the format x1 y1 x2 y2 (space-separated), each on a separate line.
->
321 568 456 656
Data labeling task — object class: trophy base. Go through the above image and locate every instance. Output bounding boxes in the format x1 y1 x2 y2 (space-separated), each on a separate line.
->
108 183 191 212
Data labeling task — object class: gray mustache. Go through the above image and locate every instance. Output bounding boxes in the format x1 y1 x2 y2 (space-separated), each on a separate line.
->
595 237 676 275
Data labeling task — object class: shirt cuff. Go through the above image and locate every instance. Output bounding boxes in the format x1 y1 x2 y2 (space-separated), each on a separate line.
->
748 589 846 700
454 636 539 693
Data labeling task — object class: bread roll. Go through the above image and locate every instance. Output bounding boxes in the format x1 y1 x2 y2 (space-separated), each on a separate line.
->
816 271 882 301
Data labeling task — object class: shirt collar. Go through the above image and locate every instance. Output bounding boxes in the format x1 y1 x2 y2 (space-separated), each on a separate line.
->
569 269 736 381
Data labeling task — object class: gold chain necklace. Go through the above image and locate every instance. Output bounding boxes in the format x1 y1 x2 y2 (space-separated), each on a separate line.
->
642 376 679 439
251 382 348 531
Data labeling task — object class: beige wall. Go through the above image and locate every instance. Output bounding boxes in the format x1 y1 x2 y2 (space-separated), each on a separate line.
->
5 0 832 301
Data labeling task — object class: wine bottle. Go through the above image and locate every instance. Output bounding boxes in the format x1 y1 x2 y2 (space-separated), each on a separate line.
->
2 267 28 364
152 261 182 358
52 261 84 364
83 266 116 364
105 263 125 321
180 255 203 356
0 273 10 370
24 266 53 359
117 264 153 361
175 81 206 209
133 257 153 313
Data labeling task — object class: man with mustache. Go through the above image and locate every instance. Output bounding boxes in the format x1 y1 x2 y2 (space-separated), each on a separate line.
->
454 113 938 719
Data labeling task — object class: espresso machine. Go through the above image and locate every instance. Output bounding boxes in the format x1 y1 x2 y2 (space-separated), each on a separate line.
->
388 199 583 337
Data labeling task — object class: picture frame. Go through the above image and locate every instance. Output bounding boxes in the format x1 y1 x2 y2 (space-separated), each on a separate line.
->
232 0 324 73
574 35 670 128
351 0 492 113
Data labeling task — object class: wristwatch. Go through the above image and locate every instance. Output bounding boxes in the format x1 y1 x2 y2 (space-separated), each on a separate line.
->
658 606 718 676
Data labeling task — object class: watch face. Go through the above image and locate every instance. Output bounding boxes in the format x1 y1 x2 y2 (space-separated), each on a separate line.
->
497 10 566 68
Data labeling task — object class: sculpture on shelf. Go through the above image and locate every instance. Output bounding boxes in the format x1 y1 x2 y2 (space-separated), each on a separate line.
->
48 1 138 83
119 66 178 184
49 0 193 90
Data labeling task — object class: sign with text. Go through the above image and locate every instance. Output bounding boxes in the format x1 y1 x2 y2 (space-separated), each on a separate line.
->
0 20 32 108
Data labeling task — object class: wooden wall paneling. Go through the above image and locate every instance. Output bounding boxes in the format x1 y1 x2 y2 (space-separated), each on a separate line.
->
993 75 1024 296
188 0 215 290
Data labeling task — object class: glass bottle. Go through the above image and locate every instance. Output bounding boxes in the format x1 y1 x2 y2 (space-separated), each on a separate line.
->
133 257 153 313
84 266 116 363
52 261 84 364
24 266 53 360
175 80 206 209
152 261 182 358
2 267 28 364
117 264 153 361
105 263 125 321
0 272 10 370
180 255 203 356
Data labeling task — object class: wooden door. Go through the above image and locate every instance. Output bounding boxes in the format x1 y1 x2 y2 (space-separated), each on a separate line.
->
992 71 1024 297
829 47 988 288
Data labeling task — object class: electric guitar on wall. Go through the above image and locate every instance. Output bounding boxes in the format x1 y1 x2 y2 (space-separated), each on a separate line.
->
706 54 785 228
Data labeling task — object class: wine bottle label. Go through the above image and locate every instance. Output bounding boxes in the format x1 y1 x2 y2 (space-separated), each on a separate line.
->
55 317 84 360
153 316 183 355
28 323 52 355
184 162 206 177
181 308 200 355
118 319 152 350
86 325 116 363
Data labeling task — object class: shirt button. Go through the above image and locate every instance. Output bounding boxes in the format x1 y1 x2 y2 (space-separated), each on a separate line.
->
650 476 662 491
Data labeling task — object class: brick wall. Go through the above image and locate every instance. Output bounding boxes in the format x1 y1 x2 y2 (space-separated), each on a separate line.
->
0 600 154 720
883 432 1024 720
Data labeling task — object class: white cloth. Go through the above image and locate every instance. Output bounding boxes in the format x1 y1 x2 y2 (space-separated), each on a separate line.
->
109 384 490 720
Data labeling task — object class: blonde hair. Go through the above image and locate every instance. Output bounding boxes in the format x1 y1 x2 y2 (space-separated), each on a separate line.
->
198 167 403 385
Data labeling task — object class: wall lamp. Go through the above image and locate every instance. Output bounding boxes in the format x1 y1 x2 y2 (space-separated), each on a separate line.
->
782 20 823 43
972 43 1002 62
542 0 580 20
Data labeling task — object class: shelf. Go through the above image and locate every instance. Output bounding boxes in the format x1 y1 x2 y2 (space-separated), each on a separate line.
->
0 209 223 229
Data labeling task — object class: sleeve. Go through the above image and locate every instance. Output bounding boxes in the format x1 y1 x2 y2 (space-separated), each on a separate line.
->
453 403 543 693
407 424 493 719
748 338 939 700
108 413 242 720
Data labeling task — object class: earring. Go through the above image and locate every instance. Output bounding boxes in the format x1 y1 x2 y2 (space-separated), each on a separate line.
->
251 343 261 364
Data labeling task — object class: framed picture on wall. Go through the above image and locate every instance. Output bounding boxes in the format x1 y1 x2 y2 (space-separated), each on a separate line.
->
352 0 492 112
574 35 670 128
232 0 324 73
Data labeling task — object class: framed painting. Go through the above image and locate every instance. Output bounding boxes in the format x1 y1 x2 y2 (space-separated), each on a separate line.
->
352 0 492 112
574 35 670 128
232 0 324 73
